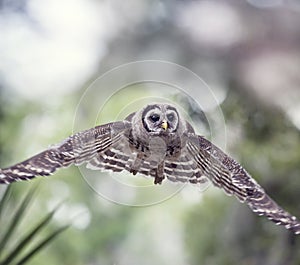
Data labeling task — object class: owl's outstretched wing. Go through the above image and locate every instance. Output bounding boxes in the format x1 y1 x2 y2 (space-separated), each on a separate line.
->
186 134 300 235
0 121 131 184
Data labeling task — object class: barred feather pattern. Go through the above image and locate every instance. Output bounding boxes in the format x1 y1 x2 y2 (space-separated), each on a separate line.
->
86 134 209 186
0 108 299 235
186 135 300 235
164 155 206 184
0 121 130 184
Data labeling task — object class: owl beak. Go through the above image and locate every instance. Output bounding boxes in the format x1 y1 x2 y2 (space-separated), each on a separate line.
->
161 120 168 130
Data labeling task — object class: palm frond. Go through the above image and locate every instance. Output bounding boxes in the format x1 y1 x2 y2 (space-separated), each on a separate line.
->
0 185 38 255
15 225 69 265
0 185 68 265
0 185 12 220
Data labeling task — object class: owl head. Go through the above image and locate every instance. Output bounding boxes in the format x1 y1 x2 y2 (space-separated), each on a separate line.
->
129 103 187 136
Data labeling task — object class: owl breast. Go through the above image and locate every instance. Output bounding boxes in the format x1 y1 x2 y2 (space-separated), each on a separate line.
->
129 129 182 160
126 134 182 184
147 136 168 164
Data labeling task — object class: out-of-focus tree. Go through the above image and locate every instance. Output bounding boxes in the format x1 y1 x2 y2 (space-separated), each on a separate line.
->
0 0 300 264
184 88 300 265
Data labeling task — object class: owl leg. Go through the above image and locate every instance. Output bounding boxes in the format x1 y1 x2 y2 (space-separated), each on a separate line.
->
129 152 144 175
154 162 165 185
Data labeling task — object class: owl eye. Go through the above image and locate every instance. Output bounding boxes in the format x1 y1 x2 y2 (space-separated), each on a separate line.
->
167 113 175 122
149 114 160 122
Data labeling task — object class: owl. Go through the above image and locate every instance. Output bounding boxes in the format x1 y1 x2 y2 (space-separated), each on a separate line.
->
0 103 299 234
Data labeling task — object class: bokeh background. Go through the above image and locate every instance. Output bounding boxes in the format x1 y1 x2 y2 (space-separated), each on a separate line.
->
1 0 300 264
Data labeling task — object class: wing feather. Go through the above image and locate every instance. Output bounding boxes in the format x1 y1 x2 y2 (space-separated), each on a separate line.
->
164 152 208 186
0 121 130 184
86 140 158 179
187 134 300 234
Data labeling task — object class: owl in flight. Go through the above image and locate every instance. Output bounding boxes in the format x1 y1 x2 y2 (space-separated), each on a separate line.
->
0 103 299 234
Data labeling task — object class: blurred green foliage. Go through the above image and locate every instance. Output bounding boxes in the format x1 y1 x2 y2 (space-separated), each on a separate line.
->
1 1 300 263
184 89 300 265
1 86 299 265
0 185 68 265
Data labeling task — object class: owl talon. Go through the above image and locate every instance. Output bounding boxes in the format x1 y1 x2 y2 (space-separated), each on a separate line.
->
130 168 138 175
154 176 164 185
154 162 165 184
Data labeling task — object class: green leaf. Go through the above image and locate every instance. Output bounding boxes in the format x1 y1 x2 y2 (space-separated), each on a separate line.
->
15 225 69 265
0 203 63 265
0 185 38 257
0 185 12 220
